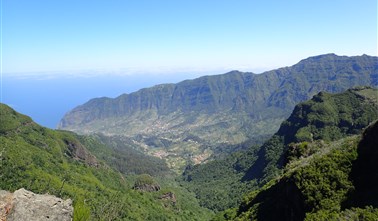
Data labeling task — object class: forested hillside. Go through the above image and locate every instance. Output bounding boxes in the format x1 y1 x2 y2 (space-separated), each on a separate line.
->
181 87 378 212
0 103 212 220
215 120 378 221
78 134 172 177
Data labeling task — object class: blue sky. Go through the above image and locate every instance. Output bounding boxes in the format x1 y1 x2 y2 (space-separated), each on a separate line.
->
2 0 377 74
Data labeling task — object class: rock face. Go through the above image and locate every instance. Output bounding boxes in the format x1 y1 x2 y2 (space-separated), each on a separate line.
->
133 183 161 192
0 188 73 221
132 174 161 192
63 138 100 168
0 190 13 221
159 192 177 206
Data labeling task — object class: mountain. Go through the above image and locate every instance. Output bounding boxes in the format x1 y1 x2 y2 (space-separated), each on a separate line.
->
0 103 212 220
248 86 378 183
79 134 172 177
181 87 378 212
58 54 378 170
217 120 378 221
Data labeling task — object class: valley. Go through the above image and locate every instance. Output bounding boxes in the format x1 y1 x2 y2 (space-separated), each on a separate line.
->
59 54 378 172
1 54 378 220
3 0 377 220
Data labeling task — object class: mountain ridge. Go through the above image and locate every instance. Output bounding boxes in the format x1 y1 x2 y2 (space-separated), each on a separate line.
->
59 54 378 169
219 121 378 221
181 87 378 212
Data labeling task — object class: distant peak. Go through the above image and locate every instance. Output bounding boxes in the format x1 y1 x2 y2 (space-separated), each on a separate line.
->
225 70 243 74
314 53 338 57
294 53 361 67
301 53 339 61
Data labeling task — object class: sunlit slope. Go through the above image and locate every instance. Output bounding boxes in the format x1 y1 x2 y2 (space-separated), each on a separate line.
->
0 103 212 220
218 121 378 221
181 87 378 212
59 54 378 169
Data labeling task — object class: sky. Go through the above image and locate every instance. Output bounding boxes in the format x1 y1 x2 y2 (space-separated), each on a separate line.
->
0 0 377 128
2 0 377 74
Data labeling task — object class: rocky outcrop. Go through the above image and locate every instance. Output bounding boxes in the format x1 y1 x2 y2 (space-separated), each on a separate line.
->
132 174 161 192
159 192 177 206
133 183 161 192
64 138 100 168
0 190 13 221
0 188 73 221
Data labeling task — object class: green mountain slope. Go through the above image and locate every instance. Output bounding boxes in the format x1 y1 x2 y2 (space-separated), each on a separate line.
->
0 103 212 220
181 87 378 212
58 54 378 170
249 86 378 183
78 134 172 177
218 120 378 221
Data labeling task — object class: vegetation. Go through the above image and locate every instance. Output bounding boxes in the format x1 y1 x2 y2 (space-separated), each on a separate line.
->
180 146 260 211
220 121 378 220
2 56 378 220
78 134 171 177
59 54 378 172
256 86 378 182
279 86 378 144
0 103 213 220
134 174 157 186
181 87 378 213
132 174 161 192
